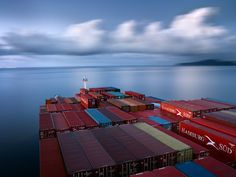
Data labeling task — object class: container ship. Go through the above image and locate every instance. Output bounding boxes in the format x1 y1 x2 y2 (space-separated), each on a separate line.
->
39 80 236 177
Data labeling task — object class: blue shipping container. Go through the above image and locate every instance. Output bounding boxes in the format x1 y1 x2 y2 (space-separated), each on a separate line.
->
108 91 126 99
152 103 160 108
85 109 112 127
147 96 165 102
175 161 217 177
148 116 172 130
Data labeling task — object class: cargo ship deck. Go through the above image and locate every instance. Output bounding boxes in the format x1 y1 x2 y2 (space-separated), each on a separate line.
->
39 86 236 177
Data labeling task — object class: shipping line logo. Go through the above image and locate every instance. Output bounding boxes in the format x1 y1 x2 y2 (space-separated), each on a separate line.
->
204 135 219 150
176 109 183 117
204 135 235 154
181 127 235 154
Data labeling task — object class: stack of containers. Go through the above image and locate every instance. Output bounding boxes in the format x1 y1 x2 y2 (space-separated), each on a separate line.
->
102 92 117 99
133 98 154 110
125 98 147 111
40 138 67 177
107 91 127 99
107 126 157 172
57 132 94 176
88 91 106 101
39 113 55 139
191 118 236 137
99 101 113 108
89 87 120 93
39 110 100 139
62 111 85 130
154 125 209 159
58 131 117 177
106 106 137 123
119 99 139 112
135 123 193 163
91 128 138 176
202 98 236 110
132 110 179 132
76 111 98 128
107 99 130 112
203 111 236 128
160 101 203 119
80 88 88 94
45 98 57 104
124 91 145 100
46 104 57 112
145 97 165 107
51 112 70 132
175 161 217 177
152 166 186 177
120 124 177 167
54 103 73 112
98 108 124 125
179 120 236 164
80 93 99 108
161 98 236 119
194 156 236 177
85 108 112 127
148 116 172 130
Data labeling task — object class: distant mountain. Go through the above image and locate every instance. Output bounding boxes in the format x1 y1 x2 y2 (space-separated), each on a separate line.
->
177 59 236 66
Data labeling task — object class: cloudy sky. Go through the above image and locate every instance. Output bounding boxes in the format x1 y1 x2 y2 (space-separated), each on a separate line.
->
0 0 236 68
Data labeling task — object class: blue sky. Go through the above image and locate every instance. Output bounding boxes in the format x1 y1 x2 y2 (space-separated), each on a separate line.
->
0 0 236 67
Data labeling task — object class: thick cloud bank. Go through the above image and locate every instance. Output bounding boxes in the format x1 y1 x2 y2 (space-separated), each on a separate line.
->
0 7 235 57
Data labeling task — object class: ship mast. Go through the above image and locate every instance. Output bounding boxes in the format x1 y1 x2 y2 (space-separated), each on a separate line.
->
82 76 88 89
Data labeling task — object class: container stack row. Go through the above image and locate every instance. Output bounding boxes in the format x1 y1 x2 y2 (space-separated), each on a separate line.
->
108 98 154 112
160 98 236 119
130 156 236 177
136 107 236 166
41 123 195 177
39 106 137 139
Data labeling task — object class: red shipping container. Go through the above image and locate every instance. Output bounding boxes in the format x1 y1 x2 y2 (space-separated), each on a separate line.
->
124 91 145 100
194 156 236 177
76 111 98 128
203 112 236 129
40 138 67 177
102 92 116 99
80 94 98 108
55 104 64 112
51 112 69 132
39 113 54 131
152 166 186 177
202 98 236 109
70 103 84 111
63 97 73 104
63 111 85 130
161 102 194 119
192 118 236 138
179 120 236 162
106 106 137 123
80 88 88 94
46 104 57 112
61 103 72 111
39 113 55 139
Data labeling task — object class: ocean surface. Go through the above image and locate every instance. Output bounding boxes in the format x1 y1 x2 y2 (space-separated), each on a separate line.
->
0 66 236 177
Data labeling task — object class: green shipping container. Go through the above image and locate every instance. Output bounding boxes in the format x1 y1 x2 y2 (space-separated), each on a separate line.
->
134 123 193 163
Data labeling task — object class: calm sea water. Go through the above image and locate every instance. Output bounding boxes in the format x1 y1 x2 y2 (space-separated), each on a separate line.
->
0 66 236 177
